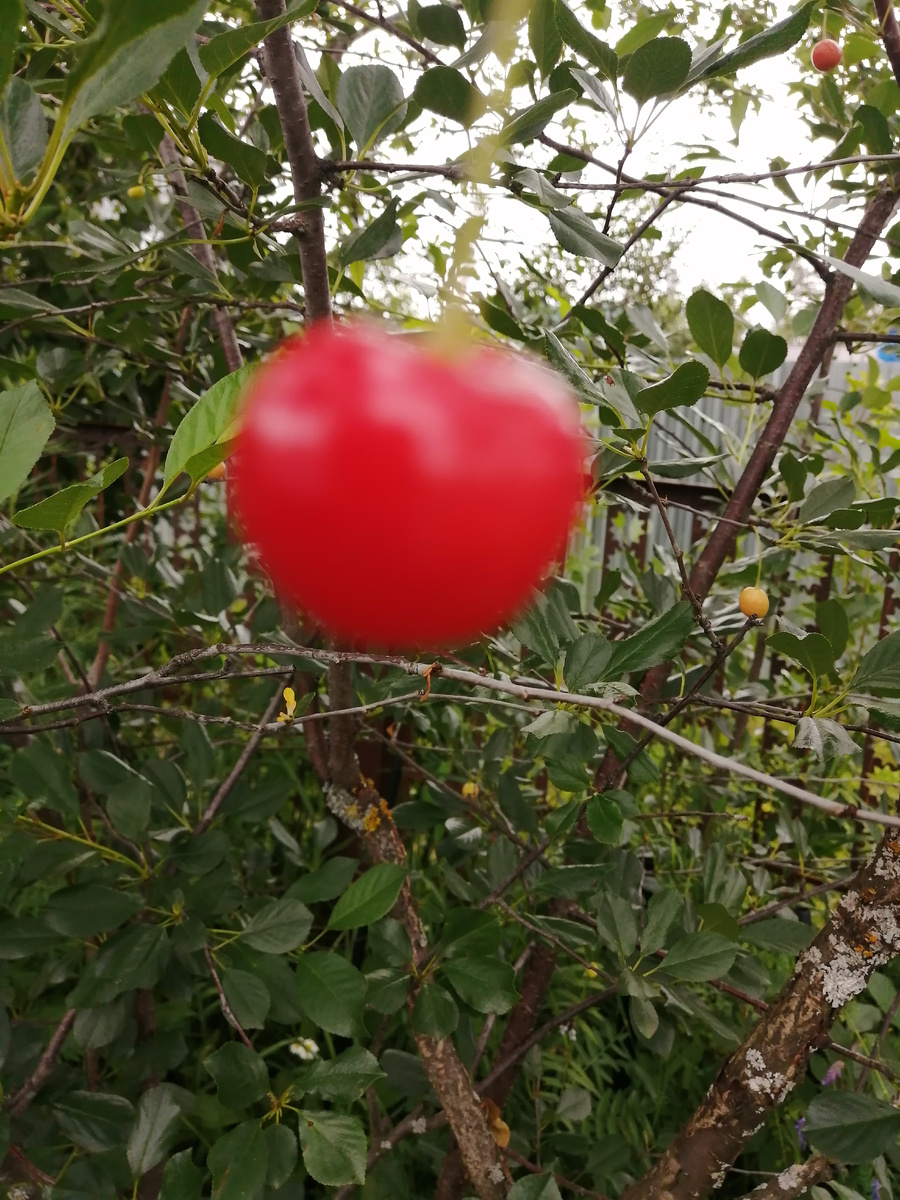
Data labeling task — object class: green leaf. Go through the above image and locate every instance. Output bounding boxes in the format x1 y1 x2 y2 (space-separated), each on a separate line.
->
221 968 270 1029
623 37 691 103
0 382 55 505
0 77 47 182
755 279 786 322
510 1175 563 1200
411 981 459 1038
204 1042 269 1109
43 884 142 937
604 601 694 680
338 198 401 268
564 632 612 691
366 967 410 1013
198 0 317 79
329 863 407 930
596 890 637 957
198 112 268 188
288 857 359 903
209 1120 269 1200
69 925 170 1006
265 1124 298 1190
640 889 683 956
767 632 835 680
55 1090 134 1153
0 0 23 99
817 598 849 659
73 1003 126 1050
738 328 787 378
336 64 406 151
13 457 128 536
699 3 814 79
544 332 603 404
297 1045 386 1100
295 951 367 1036
685 289 734 367
160 1148 204 1200
11 738 78 812
127 1084 184 1176
824 255 900 308
616 13 670 57
630 995 659 1039
298 1111 367 1186
529 0 561 77
634 361 709 416
442 956 518 1013
242 897 313 953
413 65 485 126
586 794 624 844
805 1090 900 1163
852 630 900 694
548 206 623 266
163 1154 211 1200
58 0 209 148
0 917 60 959
501 89 575 144
798 477 856 523
741 919 813 955
162 365 255 494
659 932 737 981
555 1 616 78
418 4 466 49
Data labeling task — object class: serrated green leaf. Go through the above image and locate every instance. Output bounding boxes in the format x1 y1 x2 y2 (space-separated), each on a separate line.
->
297 1111 367 1186
686 289 734 367
805 1090 900 1163
13 457 128 535
209 1120 269 1200
127 1084 184 1175
658 932 737 981
204 1043 269 1109
162 365 255 494
198 0 317 79
548 205 623 265
0 382 55 505
739 328 788 378
555 1 616 78
699 3 814 79
329 863 407 930
242 897 313 953
634 361 709 416
413 65 486 126
295 951 367 1036
336 64 406 152
623 37 691 103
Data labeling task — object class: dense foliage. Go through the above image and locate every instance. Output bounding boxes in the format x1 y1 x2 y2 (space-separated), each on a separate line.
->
3 1 900 1198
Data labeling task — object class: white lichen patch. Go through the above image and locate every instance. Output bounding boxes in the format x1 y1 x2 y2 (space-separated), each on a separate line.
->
744 1048 792 1104
776 1163 804 1190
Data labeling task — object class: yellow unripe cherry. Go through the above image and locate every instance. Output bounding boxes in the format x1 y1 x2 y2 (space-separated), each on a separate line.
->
739 586 769 619
205 462 227 481
127 184 145 199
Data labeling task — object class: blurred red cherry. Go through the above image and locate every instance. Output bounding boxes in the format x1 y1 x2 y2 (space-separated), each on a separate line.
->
811 38 842 72
232 322 585 650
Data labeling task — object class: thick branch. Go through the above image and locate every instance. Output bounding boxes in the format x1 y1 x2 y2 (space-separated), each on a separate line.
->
734 1156 832 1199
688 176 900 602
5 1009 76 1118
622 831 900 1200
255 0 332 322
876 0 900 86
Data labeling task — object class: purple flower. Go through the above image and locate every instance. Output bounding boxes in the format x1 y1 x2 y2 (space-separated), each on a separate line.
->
822 1060 844 1086
795 1116 806 1151
872 1181 881 1200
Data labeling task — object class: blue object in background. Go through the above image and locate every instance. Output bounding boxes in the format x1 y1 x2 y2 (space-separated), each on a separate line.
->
876 328 900 361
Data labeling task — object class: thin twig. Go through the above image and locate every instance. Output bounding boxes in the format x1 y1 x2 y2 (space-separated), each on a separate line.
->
5 1009 77 1117
204 946 254 1049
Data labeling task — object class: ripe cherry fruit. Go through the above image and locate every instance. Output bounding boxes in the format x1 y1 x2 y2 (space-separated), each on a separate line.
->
232 323 585 650
739 586 769 619
811 39 842 72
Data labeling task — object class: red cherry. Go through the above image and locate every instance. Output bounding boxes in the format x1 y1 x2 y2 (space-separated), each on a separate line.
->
232 323 585 650
811 39 842 72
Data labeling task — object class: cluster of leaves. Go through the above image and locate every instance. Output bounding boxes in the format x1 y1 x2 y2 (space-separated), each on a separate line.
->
2 0 900 1199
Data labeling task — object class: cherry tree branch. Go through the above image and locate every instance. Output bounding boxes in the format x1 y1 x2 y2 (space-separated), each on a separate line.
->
5 1009 77 1118
733 1157 831 1200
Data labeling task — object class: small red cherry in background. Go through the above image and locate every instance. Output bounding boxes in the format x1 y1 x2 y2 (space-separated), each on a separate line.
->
232 322 585 650
811 39 842 72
